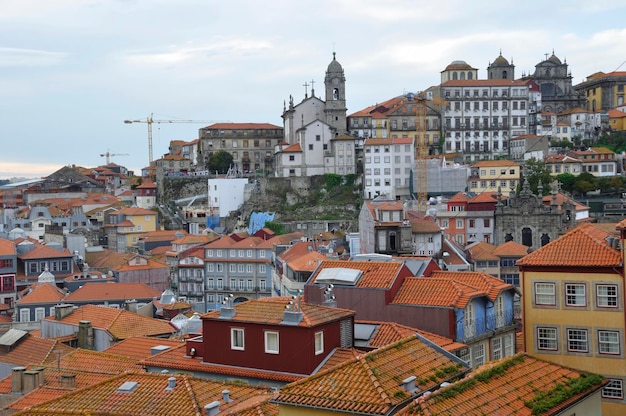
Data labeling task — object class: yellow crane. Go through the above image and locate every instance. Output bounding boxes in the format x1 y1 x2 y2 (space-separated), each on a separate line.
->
414 92 448 213
100 150 129 164
123 113 230 166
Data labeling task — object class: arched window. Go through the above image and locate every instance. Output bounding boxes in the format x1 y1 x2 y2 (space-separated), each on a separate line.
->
460 72 466 80
333 88 339 100
452 72 458 80
389 231 397 251
541 233 550 246
502 70 507 79
468 72 473 80
504 233 513 242
522 227 532 247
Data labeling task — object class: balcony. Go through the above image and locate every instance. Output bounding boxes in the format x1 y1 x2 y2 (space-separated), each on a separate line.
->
456 310 517 343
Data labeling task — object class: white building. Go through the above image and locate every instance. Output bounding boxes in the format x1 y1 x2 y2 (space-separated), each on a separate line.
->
207 177 249 218
363 137 414 200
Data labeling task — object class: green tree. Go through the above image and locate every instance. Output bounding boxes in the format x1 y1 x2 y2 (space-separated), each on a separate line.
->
522 158 553 195
572 172 598 196
264 221 284 235
556 173 576 194
207 150 234 174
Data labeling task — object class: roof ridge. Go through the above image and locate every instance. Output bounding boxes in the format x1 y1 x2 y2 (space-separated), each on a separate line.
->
357 354 393 406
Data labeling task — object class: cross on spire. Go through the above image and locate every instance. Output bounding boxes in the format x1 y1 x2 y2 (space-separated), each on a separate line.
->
310 79 315 96
303 81 309 97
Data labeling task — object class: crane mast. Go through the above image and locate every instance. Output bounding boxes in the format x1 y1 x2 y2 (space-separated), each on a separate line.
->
124 114 230 166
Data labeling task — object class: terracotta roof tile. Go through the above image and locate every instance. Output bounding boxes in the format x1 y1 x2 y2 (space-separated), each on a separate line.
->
140 344 303 382
41 348 141 374
17 283 67 305
392 277 484 308
309 260 406 289
517 223 621 267
357 321 465 352
492 240 529 257
465 241 498 261
288 251 326 272
103 336 184 360
408 354 605 416
18 371 275 416
18 245 73 260
0 335 73 367
42 304 176 340
430 270 514 301
273 334 468 414
202 297 354 327
64 282 161 302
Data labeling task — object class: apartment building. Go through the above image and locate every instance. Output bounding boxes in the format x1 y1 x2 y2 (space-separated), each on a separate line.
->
468 160 521 197
363 137 414 200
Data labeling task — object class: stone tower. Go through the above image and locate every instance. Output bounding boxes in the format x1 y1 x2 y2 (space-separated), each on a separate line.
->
324 52 347 136
488 51 515 80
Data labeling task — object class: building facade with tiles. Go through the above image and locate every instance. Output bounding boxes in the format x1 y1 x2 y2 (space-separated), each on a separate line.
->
518 222 626 416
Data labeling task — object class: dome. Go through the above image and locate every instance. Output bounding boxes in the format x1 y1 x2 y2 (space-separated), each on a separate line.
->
444 60 473 71
160 289 176 305
492 54 510 66
548 53 562 65
327 52 343 74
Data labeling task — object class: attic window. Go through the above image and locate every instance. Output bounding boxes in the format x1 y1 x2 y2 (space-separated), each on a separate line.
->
116 381 138 393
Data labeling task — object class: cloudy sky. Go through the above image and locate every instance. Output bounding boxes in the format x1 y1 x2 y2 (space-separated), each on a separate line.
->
2 0 625 179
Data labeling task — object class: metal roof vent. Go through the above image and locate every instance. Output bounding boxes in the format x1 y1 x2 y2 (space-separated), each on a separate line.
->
401 375 418 393
222 389 232 403
165 377 176 390
204 401 220 416
117 381 139 394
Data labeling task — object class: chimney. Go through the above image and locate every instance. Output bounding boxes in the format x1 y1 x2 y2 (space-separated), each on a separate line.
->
150 345 171 356
166 377 176 390
22 370 42 394
11 366 26 394
60 374 76 389
124 299 138 313
219 307 236 319
55 304 74 321
78 321 93 350
222 390 232 403
204 401 220 416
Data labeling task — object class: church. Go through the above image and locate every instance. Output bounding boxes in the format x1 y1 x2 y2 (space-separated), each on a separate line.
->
274 53 356 177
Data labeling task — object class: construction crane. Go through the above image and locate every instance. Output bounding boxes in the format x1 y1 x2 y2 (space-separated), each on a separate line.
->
414 92 448 213
100 150 129 164
123 113 230 166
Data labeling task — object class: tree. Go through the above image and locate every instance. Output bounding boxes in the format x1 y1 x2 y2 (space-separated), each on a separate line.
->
556 173 576 194
572 172 597 196
522 158 553 195
207 150 234 174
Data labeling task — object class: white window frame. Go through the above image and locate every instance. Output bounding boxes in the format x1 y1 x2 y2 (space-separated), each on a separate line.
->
598 330 621 355
535 282 556 306
34 307 45 321
231 328 244 350
472 343 485 367
566 328 588 353
603 379 624 399
565 283 586 307
20 308 30 322
537 327 558 351
264 331 279 354
492 337 502 360
597 284 618 308
315 331 324 355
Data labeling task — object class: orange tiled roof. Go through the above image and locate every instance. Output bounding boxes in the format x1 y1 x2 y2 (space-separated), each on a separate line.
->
19 371 275 416
407 354 605 416
42 304 175 339
0 238 16 255
64 282 161 302
202 297 354 327
517 222 621 267
103 336 184 360
315 347 366 373
0 335 73 367
465 241 498 261
430 270 514 301
41 348 141 376
288 251 326 272
140 344 304 382
115 257 168 272
273 334 468 414
392 277 484 308
16 283 67 305
309 260 406 289
357 320 465 352
493 240 530 257
18 245 73 260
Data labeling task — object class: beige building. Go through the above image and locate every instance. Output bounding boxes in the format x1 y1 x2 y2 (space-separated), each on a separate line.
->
468 160 521 196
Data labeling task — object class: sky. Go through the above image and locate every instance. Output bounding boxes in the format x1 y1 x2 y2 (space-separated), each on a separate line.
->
2 0 626 179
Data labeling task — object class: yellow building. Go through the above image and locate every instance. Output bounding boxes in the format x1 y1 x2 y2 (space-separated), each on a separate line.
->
609 109 626 132
518 222 626 416
105 207 158 253
468 159 520 196
575 71 626 112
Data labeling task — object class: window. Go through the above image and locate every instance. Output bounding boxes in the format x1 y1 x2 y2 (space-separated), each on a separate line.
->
598 330 620 355
565 283 586 307
503 334 514 357
231 328 244 350
603 379 624 399
535 282 556 306
229 264 236 273
315 331 324 355
597 284 618 308
259 264 266 273
259 279 266 291
566 328 588 353
472 343 485 367
35 307 45 321
20 309 30 322
537 327 558 350
264 331 279 354
492 337 502 360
